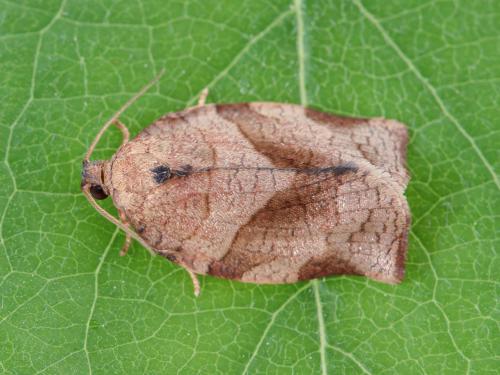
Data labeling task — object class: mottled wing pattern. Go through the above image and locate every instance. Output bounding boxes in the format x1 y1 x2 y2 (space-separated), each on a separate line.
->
211 104 409 284
110 103 410 284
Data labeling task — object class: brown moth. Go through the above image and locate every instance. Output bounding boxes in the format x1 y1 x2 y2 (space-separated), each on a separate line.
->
82 71 411 296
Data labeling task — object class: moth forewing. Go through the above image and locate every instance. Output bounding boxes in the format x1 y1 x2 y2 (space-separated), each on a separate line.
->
82 76 410 297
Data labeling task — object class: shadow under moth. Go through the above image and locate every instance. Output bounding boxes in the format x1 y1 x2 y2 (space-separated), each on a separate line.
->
81 71 411 296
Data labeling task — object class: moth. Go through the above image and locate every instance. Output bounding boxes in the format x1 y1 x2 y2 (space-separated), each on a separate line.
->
82 71 410 296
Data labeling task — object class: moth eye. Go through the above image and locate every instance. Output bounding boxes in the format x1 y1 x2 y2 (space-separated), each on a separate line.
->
90 184 108 200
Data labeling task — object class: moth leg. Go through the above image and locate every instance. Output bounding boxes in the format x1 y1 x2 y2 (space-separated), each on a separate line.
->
188 268 201 297
179 262 200 297
118 210 132 256
197 87 209 107
112 119 130 145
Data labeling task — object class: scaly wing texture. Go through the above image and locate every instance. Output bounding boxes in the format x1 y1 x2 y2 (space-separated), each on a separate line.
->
210 103 410 283
110 104 409 284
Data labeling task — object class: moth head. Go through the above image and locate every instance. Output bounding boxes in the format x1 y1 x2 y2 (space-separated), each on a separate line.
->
81 160 110 200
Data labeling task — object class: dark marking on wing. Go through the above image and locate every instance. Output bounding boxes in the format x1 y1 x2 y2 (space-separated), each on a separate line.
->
194 163 358 176
298 163 358 176
304 107 370 127
298 254 361 280
151 164 195 184
173 164 194 177
151 165 171 183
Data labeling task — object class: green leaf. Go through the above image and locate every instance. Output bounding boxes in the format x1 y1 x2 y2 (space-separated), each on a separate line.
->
1 0 498 374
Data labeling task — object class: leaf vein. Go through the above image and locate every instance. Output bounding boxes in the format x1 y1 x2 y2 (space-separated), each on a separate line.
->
353 0 499 190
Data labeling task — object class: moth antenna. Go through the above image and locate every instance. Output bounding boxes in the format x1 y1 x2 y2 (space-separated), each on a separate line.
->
118 209 132 256
113 119 130 145
119 234 132 256
82 184 155 255
82 71 165 254
84 68 165 162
